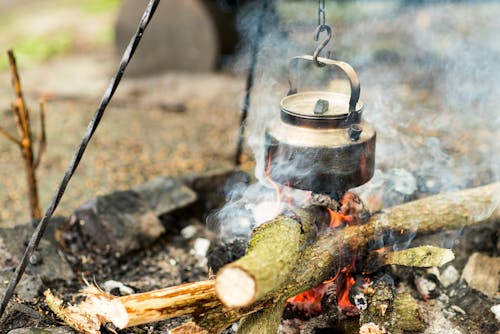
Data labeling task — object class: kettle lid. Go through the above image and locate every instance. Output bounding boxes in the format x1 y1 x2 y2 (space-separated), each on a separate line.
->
280 91 363 128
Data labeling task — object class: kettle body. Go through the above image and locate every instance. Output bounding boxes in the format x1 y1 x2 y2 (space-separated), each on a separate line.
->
264 55 376 199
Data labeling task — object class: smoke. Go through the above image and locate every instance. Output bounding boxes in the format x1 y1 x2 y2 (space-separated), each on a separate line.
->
211 1 499 239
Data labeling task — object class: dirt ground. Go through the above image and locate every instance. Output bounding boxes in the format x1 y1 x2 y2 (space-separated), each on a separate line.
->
0 1 499 333
1 1 498 226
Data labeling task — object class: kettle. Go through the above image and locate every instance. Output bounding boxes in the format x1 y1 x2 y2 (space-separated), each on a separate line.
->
264 55 376 200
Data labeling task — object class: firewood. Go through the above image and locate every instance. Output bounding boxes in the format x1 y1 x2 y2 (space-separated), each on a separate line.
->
215 208 321 307
48 182 499 333
215 182 499 332
368 245 455 270
45 280 220 332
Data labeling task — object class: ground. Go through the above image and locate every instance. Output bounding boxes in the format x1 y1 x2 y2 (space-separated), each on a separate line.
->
0 1 498 333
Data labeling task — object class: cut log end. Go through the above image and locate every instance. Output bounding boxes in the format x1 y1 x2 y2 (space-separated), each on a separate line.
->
216 267 256 308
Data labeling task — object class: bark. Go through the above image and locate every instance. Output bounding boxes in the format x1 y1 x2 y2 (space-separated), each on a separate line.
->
215 208 321 307
368 245 455 270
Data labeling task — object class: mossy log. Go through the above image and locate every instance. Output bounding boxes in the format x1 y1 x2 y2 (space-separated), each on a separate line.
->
216 182 499 332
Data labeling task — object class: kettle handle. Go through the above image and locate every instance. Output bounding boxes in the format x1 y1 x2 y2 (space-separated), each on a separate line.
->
287 55 360 113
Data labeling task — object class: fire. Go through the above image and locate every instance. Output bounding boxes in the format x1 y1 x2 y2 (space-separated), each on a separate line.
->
337 271 356 310
327 207 352 228
287 197 368 316
265 159 368 316
286 283 330 316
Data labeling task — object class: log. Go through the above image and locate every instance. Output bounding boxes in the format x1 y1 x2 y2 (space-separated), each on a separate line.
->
216 182 500 310
215 208 321 307
367 245 455 270
48 182 500 333
45 280 220 332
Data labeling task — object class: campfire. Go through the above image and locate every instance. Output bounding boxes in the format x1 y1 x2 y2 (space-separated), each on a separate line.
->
0 1 499 334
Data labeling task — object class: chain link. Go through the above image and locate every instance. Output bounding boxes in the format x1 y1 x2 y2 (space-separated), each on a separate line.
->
318 0 326 27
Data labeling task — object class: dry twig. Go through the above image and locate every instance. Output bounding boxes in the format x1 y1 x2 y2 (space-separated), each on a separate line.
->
0 49 47 220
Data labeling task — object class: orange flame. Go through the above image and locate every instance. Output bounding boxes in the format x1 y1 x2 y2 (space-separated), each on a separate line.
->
337 272 356 310
287 283 330 316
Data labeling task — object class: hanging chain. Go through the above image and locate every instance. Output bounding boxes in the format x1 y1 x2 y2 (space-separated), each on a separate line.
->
318 0 326 26
313 0 332 67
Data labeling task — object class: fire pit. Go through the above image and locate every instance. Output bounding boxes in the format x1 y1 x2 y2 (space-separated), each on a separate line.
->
0 1 499 334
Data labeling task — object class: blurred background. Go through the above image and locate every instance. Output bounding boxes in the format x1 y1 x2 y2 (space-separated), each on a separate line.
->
0 0 498 226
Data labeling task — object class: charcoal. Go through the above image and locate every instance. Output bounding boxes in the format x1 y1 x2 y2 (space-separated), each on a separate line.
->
73 190 164 256
0 224 74 282
132 176 196 217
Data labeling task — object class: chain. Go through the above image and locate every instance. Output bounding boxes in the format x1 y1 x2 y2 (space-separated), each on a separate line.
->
313 0 332 66
318 0 326 27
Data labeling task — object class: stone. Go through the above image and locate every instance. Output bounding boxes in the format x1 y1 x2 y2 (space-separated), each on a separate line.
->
0 270 43 301
132 176 196 217
461 252 500 297
74 190 164 255
491 304 500 322
180 225 198 239
0 223 74 282
181 168 250 215
102 280 134 296
114 0 217 76
440 265 460 288
193 238 210 258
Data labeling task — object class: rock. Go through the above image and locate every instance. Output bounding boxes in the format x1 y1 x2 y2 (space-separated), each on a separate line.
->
491 304 500 322
102 280 135 296
461 252 500 297
181 168 251 215
132 176 197 217
193 238 210 258
0 223 74 282
7 327 77 334
414 274 439 300
0 270 43 301
440 265 460 288
114 0 217 76
180 225 198 239
74 190 164 255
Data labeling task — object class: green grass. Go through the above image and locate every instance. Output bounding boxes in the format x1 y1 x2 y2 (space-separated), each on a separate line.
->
80 0 122 14
0 0 121 70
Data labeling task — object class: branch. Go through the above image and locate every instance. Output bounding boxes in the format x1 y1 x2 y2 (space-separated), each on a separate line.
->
0 127 21 146
8 49 30 137
216 182 500 310
5 49 41 220
33 98 47 169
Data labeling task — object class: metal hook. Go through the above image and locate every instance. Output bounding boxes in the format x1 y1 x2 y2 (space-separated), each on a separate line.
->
313 24 332 67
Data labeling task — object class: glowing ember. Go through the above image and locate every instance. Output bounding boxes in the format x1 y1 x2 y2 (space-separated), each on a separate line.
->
287 283 330 317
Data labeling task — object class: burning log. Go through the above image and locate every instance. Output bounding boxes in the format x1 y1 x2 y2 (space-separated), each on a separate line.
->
367 245 455 270
47 182 499 333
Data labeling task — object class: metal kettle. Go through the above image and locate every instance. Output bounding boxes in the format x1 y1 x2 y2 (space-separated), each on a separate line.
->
264 55 376 199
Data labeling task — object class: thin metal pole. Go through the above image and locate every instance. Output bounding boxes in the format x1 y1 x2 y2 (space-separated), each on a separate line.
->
235 0 269 166
0 0 161 320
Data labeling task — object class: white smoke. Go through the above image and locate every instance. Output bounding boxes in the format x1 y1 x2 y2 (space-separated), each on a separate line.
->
212 1 499 239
